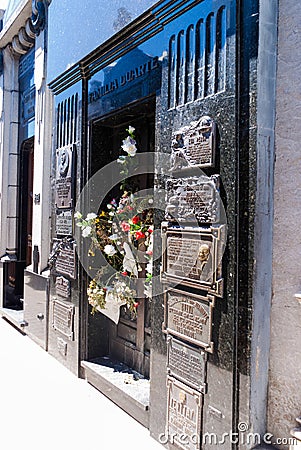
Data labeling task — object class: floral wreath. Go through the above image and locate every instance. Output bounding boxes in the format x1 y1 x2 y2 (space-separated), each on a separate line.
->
75 127 153 316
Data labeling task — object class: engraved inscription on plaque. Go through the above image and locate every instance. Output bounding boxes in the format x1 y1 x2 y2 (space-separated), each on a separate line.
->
57 336 68 356
56 276 71 299
55 145 75 209
52 299 74 340
163 289 214 351
165 175 220 224
161 225 225 297
167 337 207 392
56 210 73 236
170 116 216 171
166 376 203 450
55 242 76 279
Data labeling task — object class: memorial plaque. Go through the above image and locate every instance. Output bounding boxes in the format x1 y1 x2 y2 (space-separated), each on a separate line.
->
56 276 71 299
163 289 214 351
165 175 220 224
52 298 74 340
56 210 73 236
166 376 203 450
55 145 75 209
57 337 68 356
55 241 76 279
161 224 225 297
167 337 207 392
170 116 216 171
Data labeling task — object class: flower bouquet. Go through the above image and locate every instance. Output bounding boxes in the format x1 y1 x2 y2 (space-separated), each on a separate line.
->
75 127 153 319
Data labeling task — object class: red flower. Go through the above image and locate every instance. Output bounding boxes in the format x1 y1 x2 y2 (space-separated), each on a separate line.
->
135 231 146 240
121 271 128 276
131 216 140 225
133 302 139 309
121 221 130 231
148 227 153 234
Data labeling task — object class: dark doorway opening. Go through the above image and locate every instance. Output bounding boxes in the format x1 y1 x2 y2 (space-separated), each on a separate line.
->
3 138 34 311
18 138 34 267
82 97 155 425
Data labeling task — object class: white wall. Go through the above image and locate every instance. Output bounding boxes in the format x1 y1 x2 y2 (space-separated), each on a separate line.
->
269 0 301 447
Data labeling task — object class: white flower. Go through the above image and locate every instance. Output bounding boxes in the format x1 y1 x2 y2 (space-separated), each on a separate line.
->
128 126 135 134
82 226 92 237
121 136 137 157
74 211 82 219
104 244 117 257
109 234 118 240
85 213 97 220
146 262 153 275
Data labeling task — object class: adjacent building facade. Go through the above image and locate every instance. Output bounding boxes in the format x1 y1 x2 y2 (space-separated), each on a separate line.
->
0 1 300 449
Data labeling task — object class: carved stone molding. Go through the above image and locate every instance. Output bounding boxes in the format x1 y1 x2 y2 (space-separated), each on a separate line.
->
31 0 49 35
10 19 35 56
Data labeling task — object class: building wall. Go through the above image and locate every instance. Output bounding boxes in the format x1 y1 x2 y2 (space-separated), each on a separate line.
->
269 0 301 447
0 0 52 311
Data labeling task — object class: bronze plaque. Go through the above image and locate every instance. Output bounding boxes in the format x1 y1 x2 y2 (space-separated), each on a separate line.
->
166 376 203 450
55 276 71 299
52 299 74 340
161 224 225 297
163 289 214 351
170 116 216 171
55 241 76 279
56 210 73 236
167 337 207 392
55 145 75 209
165 175 220 224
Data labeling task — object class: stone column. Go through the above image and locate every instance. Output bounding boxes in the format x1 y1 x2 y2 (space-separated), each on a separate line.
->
31 28 52 273
0 45 20 261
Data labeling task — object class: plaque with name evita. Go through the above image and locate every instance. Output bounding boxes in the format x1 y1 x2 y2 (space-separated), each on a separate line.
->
169 116 216 171
167 336 207 392
165 175 220 224
163 288 214 352
166 376 203 450
55 145 75 209
161 224 225 297
52 299 74 340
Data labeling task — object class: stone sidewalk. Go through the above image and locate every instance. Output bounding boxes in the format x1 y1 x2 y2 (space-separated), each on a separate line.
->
0 317 163 450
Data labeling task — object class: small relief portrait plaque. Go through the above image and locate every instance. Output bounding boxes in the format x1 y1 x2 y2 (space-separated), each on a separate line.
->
163 288 214 352
170 116 216 171
52 299 74 340
161 224 225 297
166 376 203 450
55 145 75 209
167 337 207 392
165 175 220 224
55 276 71 299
